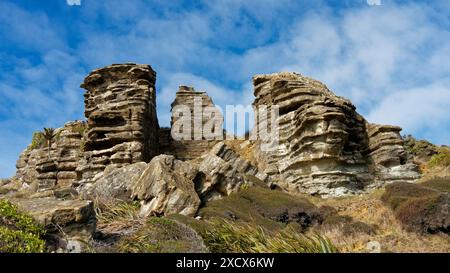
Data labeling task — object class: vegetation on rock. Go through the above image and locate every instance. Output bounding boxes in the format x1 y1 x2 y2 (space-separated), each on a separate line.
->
27 131 46 151
428 148 450 169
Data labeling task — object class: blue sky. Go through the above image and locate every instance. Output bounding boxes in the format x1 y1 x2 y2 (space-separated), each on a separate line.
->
1 0 449 178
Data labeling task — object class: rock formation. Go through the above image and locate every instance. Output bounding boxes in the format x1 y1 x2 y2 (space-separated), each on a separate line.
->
15 121 85 192
76 64 159 183
195 142 267 202
251 72 419 196
252 72 373 196
131 155 201 217
4 65 421 227
159 85 223 161
11 197 96 251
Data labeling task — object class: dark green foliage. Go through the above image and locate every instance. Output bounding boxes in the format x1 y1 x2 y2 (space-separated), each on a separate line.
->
27 131 46 151
0 200 46 253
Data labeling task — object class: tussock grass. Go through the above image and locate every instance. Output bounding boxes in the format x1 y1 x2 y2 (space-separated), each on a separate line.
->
202 219 338 253
94 198 143 234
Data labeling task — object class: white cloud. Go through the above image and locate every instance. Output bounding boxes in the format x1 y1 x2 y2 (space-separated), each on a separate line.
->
367 81 450 145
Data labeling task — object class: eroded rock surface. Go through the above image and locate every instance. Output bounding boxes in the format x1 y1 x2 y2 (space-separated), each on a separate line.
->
14 121 86 192
251 72 419 196
77 64 159 183
159 85 223 161
82 162 148 201
196 142 267 202
131 155 200 217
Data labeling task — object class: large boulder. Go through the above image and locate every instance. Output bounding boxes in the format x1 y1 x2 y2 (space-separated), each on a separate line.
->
131 155 200 217
81 162 147 201
195 142 267 202
7 197 96 252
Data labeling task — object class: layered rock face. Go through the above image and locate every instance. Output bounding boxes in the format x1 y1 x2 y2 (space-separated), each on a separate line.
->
367 124 420 184
159 86 223 161
15 121 85 192
252 72 418 196
252 72 372 196
77 64 159 183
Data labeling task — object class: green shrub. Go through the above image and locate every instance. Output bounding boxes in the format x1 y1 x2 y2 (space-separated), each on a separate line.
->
428 151 450 168
199 187 321 231
27 131 46 151
0 200 46 253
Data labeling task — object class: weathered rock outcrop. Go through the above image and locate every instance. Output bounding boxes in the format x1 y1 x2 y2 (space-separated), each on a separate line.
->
76 64 159 183
251 72 419 196
195 142 267 202
367 124 420 185
9 65 422 219
15 121 85 192
252 72 373 196
11 197 96 251
131 155 200 217
159 86 223 161
82 162 147 201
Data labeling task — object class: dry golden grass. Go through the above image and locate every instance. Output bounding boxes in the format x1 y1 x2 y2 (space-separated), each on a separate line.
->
94 197 144 234
305 191 450 253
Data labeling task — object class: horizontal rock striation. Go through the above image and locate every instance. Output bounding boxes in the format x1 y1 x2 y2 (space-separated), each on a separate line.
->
76 64 159 183
252 72 372 196
160 86 223 161
15 121 85 192
367 124 420 184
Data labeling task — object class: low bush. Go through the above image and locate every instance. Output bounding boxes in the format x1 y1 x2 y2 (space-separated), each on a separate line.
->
199 186 322 231
0 199 46 253
381 182 449 234
428 150 450 168
117 217 207 253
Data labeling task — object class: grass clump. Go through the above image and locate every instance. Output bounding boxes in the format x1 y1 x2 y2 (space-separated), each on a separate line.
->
202 219 338 253
0 199 46 253
117 217 207 253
